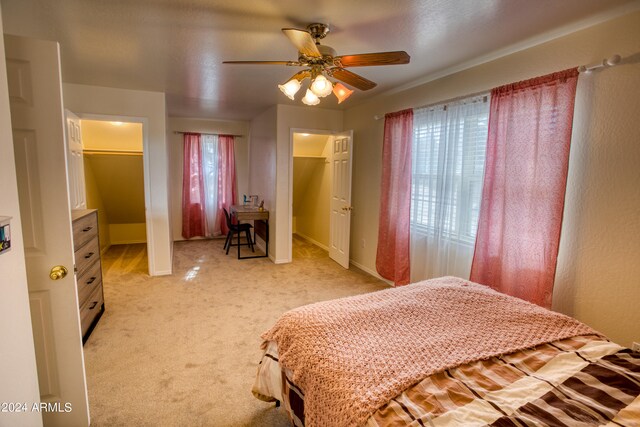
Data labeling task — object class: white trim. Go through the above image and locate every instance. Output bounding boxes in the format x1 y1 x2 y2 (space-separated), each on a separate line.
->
77 113 156 276
152 269 172 276
253 238 266 253
100 244 111 256
294 232 329 252
349 259 394 287
109 239 148 245
378 0 640 98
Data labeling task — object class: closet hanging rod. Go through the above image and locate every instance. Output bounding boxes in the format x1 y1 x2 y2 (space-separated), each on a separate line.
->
83 149 143 156
174 131 243 137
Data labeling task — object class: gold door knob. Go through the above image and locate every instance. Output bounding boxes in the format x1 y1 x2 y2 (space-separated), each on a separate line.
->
49 265 68 280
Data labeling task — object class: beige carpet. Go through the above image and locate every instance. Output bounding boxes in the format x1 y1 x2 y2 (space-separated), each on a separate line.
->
84 236 388 426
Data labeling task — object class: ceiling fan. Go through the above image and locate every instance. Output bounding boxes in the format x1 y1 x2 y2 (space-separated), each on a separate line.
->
223 23 410 105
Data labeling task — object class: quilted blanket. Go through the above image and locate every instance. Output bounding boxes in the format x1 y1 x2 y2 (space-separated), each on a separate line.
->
261 277 599 426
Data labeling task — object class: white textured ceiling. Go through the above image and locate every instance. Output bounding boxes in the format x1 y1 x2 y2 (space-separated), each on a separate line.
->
1 0 637 120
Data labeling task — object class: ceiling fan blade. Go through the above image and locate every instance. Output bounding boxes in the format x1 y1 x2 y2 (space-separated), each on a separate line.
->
335 51 410 67
282 28 322 58
331 68 377 91
286 70 311 82
223 60 300 66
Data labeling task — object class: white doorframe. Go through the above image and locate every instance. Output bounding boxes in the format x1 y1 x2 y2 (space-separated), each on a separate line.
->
74 113 154 276
287 127 335 263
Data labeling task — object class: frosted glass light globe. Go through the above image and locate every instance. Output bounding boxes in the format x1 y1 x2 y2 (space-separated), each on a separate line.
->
301 89 320 106
278 79 301 100
310 75 333 98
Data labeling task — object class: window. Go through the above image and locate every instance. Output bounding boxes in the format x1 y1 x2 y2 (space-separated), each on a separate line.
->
411 96 489 245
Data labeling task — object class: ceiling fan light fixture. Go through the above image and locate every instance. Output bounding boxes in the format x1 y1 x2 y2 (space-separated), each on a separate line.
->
310 74 333 98
278 79 302 100
332 83 354 104
301 89 320 106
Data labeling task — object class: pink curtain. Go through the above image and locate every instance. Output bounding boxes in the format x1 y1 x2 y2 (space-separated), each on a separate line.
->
182 133 206 239
376 109 413 286
216 135 237 235
470 68 579 308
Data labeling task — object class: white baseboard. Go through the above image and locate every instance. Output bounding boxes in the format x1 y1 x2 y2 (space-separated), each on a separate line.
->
151 269 172 276
294 233 329 252
110 239 147 245
254 239 266 253
349 259 394 287
100 243 111 256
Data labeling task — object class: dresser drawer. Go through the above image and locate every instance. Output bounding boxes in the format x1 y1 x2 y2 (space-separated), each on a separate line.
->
72 211 98 249
74 237 100 274
80 284 103 337
77 259 102 307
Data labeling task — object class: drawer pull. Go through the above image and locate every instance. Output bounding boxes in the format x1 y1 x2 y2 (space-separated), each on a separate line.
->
82 226 93 232
84 252 94 259
89 301 98 310
86 276 96 285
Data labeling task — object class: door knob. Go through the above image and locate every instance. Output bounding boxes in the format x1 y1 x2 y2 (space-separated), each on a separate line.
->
49 265 68 280
341 206 353 211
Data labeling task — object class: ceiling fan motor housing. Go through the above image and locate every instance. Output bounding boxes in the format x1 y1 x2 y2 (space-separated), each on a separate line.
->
307 23 330 40
317 44 336 58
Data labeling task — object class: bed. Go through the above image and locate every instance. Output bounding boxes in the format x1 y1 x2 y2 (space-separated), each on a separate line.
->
252 277 640 426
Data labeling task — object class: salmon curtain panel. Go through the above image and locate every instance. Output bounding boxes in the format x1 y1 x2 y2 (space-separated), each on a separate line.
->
376 109 413 286
470 68 579 308
182 133 206 239
216 135 237 235
182 133 237 239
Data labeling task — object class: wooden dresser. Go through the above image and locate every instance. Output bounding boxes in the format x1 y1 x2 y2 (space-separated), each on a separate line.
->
71 209 105 343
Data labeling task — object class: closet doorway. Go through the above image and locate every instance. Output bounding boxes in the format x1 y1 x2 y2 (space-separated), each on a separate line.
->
81 118 148 270
291 131 332 258
289 129 353 267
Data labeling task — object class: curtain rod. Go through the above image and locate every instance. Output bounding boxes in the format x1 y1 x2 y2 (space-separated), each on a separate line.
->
173 131 243 137
578 54 621 74
373 90 490 120
373 52 625 121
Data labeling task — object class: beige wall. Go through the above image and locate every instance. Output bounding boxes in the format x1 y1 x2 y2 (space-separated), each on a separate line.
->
344 11 640 347
167 117 250 241
0 5 43 425
81 120 143 152
63 83 172 275
109 223 147 244
274 105 344 263
248 106 278 255
83 155 112 251
293 133 329 157
554 49 640 347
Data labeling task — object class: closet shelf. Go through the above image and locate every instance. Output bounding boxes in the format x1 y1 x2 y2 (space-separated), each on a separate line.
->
293 155 326 159
84 149 143 156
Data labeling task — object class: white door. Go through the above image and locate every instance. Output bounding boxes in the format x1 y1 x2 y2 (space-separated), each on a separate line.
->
329 131 353 268
5 35 90 427
65 110 86 210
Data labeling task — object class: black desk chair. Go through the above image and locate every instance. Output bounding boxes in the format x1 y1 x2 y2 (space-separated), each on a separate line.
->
223 208 254 255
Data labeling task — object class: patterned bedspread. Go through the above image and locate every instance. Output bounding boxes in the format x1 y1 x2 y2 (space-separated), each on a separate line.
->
253 335 640 426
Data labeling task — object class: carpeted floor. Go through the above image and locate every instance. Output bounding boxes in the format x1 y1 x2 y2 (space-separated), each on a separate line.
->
84 236 388 426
